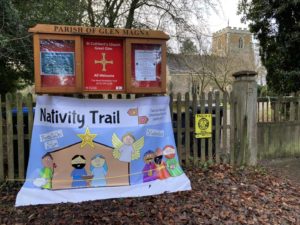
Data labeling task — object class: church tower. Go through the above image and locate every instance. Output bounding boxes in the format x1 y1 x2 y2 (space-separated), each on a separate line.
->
211 26 255 71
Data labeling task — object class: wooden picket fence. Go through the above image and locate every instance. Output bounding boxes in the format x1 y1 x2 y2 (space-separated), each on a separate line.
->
257 95 300 159
170 92 232 166
257 96 300 122
0 92 232 181
0 93 34 181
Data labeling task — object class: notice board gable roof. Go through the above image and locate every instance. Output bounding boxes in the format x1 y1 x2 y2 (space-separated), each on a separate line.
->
29 24 170 40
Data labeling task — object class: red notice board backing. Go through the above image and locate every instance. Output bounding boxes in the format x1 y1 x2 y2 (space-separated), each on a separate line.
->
83 38 124 92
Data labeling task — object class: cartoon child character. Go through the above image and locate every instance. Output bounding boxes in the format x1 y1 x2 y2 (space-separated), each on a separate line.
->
71 155 88 188
163 145 183 177
154 148 170 180
39 153 55 189
112 133 144 162
142 150 157 182
90 154 108 187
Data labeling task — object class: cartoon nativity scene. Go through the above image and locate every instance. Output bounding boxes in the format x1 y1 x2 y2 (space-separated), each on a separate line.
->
34 127 183 190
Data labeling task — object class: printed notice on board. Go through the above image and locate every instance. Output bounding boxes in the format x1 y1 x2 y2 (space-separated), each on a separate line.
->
41 52 75 76
135 50 157 81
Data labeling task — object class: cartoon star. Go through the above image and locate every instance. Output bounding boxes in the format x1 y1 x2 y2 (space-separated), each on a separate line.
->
77 127 97 148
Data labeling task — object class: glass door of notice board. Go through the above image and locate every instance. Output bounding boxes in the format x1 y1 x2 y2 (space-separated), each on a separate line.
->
33 34 81 93
83 38 125 92
125 39 167 93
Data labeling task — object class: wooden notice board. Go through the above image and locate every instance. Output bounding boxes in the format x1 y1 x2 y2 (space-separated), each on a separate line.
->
29 24 169 94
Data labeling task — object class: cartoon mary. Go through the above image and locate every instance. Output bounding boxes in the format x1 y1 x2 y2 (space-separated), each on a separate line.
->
90 154 108 187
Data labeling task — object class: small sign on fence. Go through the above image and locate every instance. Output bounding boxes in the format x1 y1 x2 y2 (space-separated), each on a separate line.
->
195 114 212 138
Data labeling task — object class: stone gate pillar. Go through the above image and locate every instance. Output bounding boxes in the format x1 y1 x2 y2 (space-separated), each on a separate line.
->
232 71 258 166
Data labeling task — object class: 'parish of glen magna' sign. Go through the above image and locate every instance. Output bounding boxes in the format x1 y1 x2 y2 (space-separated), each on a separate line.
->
53 25 152 37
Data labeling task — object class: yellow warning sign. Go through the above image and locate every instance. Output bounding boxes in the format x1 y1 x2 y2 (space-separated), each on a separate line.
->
195 114 212 138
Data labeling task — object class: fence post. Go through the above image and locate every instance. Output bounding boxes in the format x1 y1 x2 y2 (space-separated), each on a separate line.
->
176 93 182 164
6 93 14 179
184 93 190 166
17 93 25 179
232 71 258 166
0 95 3 181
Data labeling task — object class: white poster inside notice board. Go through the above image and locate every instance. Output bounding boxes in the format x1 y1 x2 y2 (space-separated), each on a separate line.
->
135 49 160 81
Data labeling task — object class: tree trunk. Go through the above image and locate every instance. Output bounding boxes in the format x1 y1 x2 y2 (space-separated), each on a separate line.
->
87 0 95 27
125 0 140 29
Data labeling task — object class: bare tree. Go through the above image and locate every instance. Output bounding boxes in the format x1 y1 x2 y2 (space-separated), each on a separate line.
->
181 54 211 94
179 35 213 94
83 0 221 41
205 54 235 93
180 36 237 94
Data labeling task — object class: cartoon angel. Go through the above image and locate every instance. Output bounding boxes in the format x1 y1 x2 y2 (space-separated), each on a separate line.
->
112 133 144 162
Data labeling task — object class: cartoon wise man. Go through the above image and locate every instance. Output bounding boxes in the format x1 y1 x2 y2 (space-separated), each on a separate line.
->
142 150 157 182
154 148 170 180
163 145 183 177
112 133 144 162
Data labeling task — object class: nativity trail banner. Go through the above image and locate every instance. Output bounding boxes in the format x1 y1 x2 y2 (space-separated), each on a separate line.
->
16 96 191 206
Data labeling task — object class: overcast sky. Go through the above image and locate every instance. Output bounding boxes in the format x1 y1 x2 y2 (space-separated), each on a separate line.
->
208 0 248 33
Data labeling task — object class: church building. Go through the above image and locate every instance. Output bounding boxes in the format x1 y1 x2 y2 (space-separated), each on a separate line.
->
167 26 256 95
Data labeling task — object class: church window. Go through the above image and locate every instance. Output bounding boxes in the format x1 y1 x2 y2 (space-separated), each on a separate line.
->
218 39 221 49
238 37 244 48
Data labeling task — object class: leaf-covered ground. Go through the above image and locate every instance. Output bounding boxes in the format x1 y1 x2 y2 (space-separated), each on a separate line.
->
0 165 299 225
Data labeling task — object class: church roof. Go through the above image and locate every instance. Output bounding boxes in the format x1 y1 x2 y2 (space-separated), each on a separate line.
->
167 53 218 75
167 54 191 74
